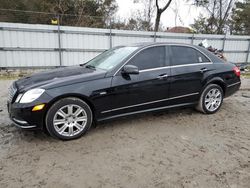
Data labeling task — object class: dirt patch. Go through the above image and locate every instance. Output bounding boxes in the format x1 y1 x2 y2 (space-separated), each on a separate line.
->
0 79 250 188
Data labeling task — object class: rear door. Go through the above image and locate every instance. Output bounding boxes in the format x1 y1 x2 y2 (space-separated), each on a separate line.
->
101 46 171 117
168 45 213 104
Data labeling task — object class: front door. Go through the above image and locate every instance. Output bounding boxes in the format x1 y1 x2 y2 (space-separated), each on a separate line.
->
101 46 171 117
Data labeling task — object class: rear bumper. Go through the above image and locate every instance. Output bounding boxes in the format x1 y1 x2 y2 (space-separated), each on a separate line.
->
225 81 241 97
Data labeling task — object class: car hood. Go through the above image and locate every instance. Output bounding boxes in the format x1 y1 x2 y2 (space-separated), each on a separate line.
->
15 66 107 92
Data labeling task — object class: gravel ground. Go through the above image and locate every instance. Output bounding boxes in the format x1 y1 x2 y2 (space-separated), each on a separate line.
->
0 78 250 188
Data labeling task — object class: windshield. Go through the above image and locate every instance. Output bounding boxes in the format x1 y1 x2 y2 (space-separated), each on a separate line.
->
85 46 139 71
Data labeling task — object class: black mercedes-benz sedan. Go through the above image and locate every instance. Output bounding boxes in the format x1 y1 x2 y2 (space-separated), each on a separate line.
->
7 43 241 140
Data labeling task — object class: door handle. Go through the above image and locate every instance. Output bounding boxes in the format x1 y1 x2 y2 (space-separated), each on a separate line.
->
200 68 208 73
157 74 168 79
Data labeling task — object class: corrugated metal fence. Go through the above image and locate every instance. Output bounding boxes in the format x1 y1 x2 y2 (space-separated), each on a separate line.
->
0 22 250 68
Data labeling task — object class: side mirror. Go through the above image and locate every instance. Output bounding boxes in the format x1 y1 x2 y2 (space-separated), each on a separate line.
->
122 65 139 75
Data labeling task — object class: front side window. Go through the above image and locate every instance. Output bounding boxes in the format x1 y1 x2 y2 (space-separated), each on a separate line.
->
128 46 166 70
171 46 210 66
85 46 139 71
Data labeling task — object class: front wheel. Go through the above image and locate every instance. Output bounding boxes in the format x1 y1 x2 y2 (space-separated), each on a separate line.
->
196 84 224 114
45 97 93 140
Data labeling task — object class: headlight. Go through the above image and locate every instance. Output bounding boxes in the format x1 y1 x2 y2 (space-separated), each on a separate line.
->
19 88 45 103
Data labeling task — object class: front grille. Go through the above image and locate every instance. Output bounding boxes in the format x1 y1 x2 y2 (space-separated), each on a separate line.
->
8 83 17 103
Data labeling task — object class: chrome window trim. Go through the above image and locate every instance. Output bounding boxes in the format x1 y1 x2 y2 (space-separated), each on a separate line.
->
139 65 170 73
114 43 212 76
101 92 199 114
139 62 213 73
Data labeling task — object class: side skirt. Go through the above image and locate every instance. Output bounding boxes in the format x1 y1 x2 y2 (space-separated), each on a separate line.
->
97 102 196 122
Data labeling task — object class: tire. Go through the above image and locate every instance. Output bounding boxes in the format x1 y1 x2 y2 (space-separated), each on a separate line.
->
196 84 224 114
45 97 93 140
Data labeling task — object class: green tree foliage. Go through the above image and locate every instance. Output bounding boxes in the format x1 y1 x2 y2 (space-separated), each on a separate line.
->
0 0 117 28
229 0 250 35
192 14 219 34
113 17 154 31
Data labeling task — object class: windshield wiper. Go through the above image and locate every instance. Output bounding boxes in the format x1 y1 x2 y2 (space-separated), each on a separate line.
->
85 65 96 69
79 63 87 66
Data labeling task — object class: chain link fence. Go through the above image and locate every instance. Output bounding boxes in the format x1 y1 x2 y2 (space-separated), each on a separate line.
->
0 9 250 68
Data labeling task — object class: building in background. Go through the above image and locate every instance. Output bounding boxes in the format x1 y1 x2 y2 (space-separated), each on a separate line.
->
166 26 193 33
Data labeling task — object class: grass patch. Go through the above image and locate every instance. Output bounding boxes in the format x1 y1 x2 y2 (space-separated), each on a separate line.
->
241 65 250 78
242 73 250 79
0 75 20 80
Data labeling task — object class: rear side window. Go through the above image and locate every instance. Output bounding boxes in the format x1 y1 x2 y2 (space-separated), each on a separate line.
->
171 46 210 65
128 46 167 70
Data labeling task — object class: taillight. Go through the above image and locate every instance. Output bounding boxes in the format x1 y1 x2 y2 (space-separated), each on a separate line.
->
233 66 240 77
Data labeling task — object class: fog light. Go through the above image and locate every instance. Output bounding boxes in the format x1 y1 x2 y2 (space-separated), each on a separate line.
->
32 104 45 111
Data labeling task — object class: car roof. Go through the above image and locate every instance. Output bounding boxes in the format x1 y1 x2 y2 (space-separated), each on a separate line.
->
128 42 195 48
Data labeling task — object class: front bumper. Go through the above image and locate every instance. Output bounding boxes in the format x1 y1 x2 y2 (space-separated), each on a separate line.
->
11 117 37 129
8 101 46 130
7 90 53 130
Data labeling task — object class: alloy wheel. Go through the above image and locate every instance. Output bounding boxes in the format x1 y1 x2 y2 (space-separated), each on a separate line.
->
204 88 222 112
53 104 87 137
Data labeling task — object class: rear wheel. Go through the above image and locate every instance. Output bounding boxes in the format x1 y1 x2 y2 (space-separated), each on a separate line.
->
45 97 92 140
196 84 224 114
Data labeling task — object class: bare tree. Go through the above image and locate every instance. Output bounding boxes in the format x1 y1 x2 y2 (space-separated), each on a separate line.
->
143 0 154 30
171 0 184 27
172 0 179 26
154 0 173 32
217 0 234 33
132 0 155 31
192 0 235 34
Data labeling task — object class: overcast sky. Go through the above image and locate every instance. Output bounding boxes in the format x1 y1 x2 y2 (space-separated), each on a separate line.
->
116 0 203 29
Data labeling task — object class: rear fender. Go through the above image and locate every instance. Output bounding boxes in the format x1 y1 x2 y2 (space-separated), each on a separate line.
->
201 77 226 96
